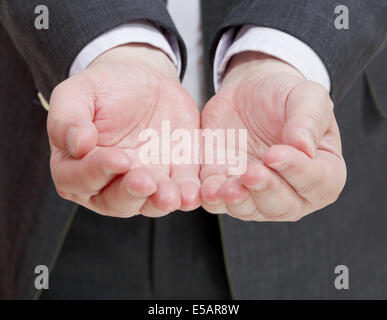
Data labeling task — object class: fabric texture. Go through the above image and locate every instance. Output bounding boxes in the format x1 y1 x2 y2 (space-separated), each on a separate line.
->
214 25 331 92
40 207 230 300
0 25 76 299
209 0 387 104
69 21 181 77
0 0 187 100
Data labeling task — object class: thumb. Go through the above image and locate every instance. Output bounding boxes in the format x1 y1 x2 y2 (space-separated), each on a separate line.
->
282 82 334 158
47 78 98 158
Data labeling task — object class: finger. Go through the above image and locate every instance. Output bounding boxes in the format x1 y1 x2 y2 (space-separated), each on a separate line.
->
51 147 131 199
140 166 181 217
218 177 267 220
200 163 230 214
240 162 306 221
200 174 228 214
171 164 201 211
282 82 334 158
263 144 346 205
47 77 97 158
89 167 157 217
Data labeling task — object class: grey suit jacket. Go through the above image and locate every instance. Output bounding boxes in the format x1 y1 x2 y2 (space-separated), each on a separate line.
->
1 0 387 299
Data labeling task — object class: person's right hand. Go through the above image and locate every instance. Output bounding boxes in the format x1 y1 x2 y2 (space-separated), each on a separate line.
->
48 44 201 218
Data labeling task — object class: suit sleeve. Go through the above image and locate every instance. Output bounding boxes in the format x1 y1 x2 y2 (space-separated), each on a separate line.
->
0 0 187 99
211 0 387 104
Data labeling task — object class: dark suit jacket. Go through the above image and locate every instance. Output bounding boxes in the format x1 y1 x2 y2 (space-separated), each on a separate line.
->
0 0 386 299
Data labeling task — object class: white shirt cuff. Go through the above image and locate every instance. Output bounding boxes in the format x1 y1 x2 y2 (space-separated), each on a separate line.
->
69 21 181 77
214 25 331 92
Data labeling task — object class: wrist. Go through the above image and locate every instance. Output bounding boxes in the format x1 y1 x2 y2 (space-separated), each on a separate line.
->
87 43 179 81
221 52 305 90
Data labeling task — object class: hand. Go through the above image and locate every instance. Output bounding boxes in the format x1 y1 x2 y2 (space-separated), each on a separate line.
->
48 44 200 217
200 52 346 222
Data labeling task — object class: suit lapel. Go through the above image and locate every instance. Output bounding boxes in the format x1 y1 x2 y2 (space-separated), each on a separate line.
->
0 26 77 299
364 47 387 118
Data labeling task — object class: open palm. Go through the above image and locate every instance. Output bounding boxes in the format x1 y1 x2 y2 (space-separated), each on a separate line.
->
48 45 200 217
200 53 346 222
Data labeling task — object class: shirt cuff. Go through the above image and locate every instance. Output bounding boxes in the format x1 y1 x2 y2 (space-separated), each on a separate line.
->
69 21 181 77
214 25 331 93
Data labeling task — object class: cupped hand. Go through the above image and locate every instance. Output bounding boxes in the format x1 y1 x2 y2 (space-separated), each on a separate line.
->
200 52 346 222
48 44 200 217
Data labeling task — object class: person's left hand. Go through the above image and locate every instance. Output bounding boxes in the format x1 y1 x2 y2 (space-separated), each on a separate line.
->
200 52 347 222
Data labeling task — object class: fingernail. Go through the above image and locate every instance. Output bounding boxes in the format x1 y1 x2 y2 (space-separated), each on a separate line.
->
205 200 223 207
66 127 78 157
302 130 316 158
104 167 115 176
248 180 267 192
267 159 287 171
127 186 143 198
